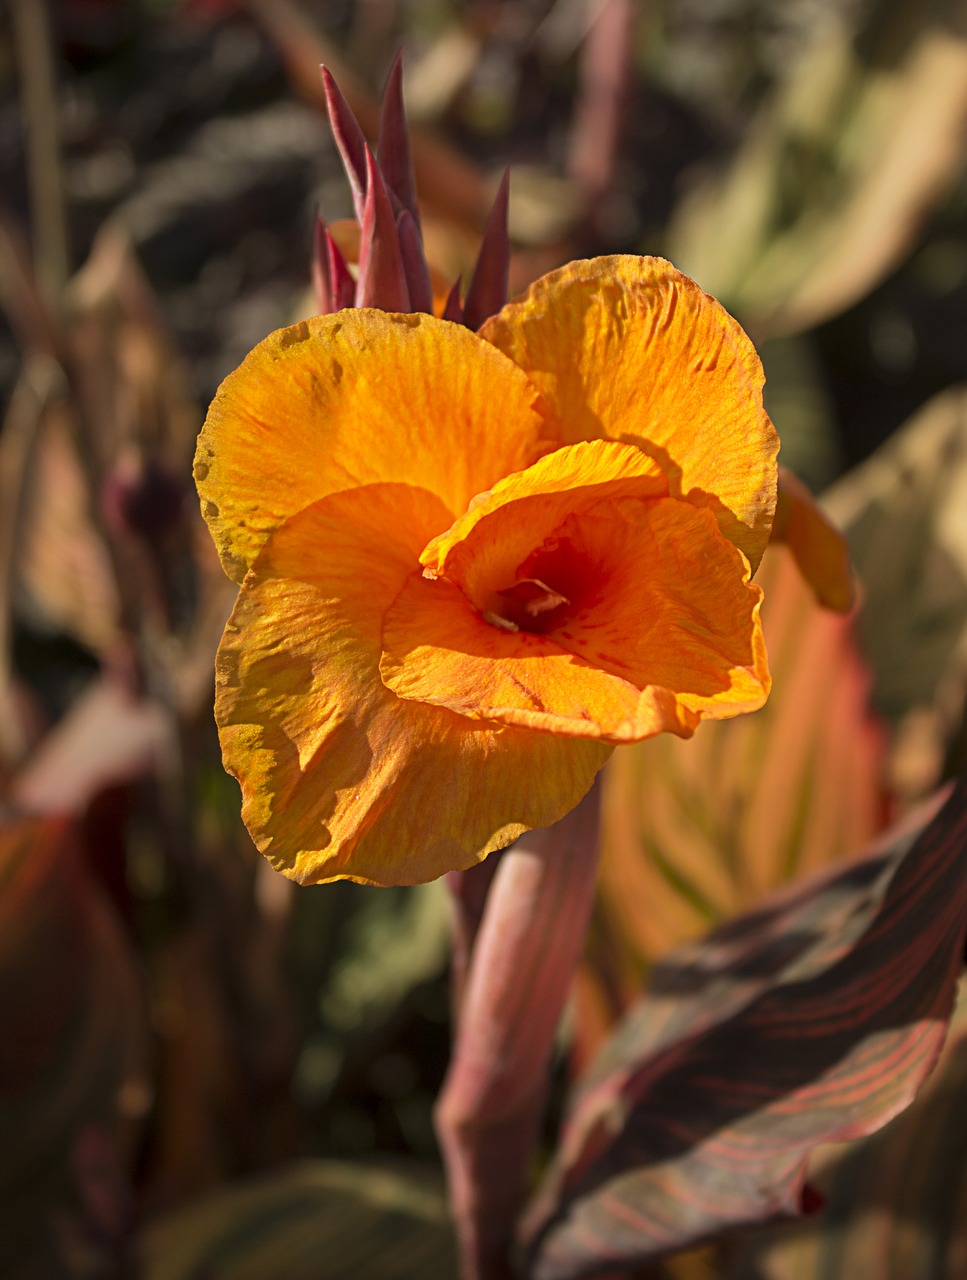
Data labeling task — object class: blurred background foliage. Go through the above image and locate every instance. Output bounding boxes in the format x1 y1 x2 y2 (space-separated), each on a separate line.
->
2 0 967 1275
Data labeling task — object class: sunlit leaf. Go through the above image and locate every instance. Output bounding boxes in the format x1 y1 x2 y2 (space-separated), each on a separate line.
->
139 1159 455 1280
17 399 121 654
525 778 966 1278
0 818 149 1274
582 543 886 1048
824 385 967 739
670 3 967 337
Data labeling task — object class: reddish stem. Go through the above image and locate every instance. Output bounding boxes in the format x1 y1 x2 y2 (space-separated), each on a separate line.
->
436 783 602 1280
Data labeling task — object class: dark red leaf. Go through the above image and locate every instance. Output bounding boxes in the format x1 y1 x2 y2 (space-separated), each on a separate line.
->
0 819 148 1274
396 210 433 314
320 64 368 222
377 52 419 221
524 778 967 1279
462 170 510 331
325 226 355 311
356 145 410 312
441 278 464 323
727 992 967 1279
311 212 331 313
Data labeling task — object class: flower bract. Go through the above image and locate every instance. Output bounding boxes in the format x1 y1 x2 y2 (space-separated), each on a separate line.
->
195 255 778 886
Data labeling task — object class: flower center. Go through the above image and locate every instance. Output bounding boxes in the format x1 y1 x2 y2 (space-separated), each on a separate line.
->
481 577 571 634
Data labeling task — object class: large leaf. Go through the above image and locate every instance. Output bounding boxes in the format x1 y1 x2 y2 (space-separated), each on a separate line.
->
726 990 967 1279
581 543 885 1047
16 399 121 654
824 385 967 737
524 776 967 1279
0 817 149 1274
139 1159 455 1280
9 674 174 815
669 0 967 337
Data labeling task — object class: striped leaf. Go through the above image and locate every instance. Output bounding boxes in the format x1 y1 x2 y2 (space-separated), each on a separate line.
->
727 991 967 1279
669 0 967 338
524 777 967 1279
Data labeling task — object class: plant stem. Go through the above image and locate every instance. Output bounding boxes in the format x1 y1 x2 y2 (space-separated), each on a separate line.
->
11 0 70 304
436 782 602 1279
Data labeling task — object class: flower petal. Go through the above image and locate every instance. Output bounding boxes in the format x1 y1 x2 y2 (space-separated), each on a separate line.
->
194 311 555 583
381 493 770 741
380 571 698 741
421 438 668 605
479 255 779 569
215 483 611 886
771 465 855 613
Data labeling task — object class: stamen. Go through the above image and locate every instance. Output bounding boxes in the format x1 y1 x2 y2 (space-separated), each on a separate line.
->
482 578 570 634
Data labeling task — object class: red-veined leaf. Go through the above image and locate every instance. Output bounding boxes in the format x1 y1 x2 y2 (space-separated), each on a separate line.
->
726 991 967 1279
524 778 967 1278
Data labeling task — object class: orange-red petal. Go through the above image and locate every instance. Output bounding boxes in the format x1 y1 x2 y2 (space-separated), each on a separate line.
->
215 483 611 886
194 310 555 583
381 489 770 742
479 255 779 570
421 439 668 606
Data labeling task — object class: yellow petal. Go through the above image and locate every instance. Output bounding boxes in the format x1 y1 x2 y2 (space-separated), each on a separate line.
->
381 483 770 741
195 310 554 583
215 482 611 886
479 255 779 569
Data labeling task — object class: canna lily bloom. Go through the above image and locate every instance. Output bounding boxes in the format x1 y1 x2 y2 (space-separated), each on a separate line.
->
195 255 778 887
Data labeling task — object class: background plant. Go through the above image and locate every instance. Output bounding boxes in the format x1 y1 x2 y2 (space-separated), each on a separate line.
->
3 1 967 1277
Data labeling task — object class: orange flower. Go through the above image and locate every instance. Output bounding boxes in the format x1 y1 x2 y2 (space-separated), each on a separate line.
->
195 255 778 886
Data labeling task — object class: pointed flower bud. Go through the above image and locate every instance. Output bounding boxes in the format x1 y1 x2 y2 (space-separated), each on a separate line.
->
462 169 511 331
356 145 410 311
314 59 509 326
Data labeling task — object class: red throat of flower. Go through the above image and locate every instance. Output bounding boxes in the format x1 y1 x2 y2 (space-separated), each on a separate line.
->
482 578 572 634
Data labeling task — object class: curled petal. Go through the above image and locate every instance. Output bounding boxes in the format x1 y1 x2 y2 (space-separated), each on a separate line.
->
421 438 667 604
216 484 611 885
382 449 769 741
479 255 779 569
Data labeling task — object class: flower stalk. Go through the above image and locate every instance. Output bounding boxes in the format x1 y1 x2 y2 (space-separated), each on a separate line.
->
436 784 603 1280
